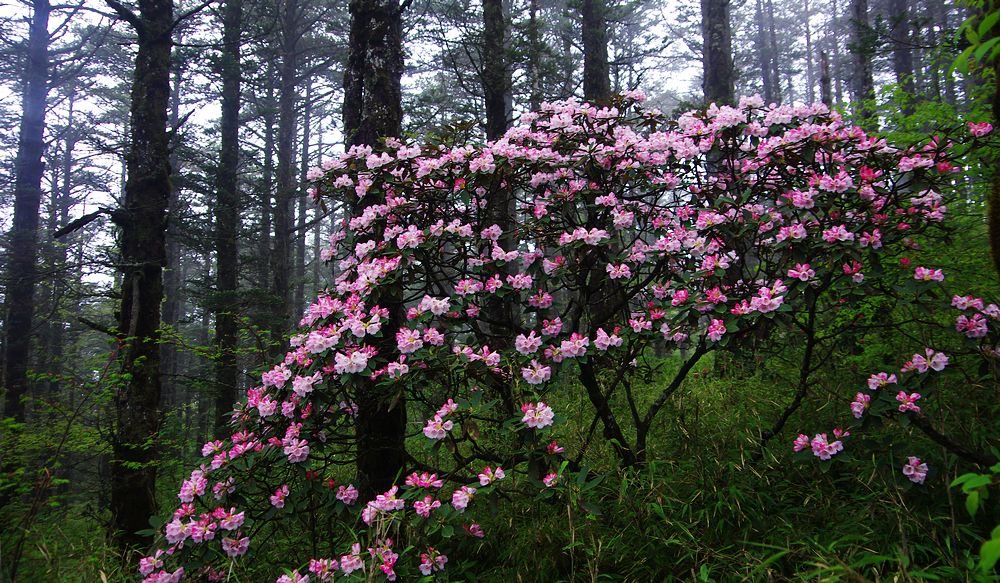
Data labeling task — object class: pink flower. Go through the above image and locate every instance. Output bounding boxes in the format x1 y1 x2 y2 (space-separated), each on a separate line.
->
956 313 988 338
810 433 844 460
792 434 810 452
908 348 948 373
594 328 622 350
478 465 506 486
336 484 358 505
547 440 565 454
221 536 249 558
867 372 897 391
902 456 928 484
913 266 944 282
413 495 442 518
850 392 870 419
968 121 993 137
543 472 559 487
308 558 339 581
896 391 921 413
521 361 552 385
422 415 454 439
707 319 726 342
451 486 476 511
515 331 542 354
787 263 814 281
276 570 309 583
419 548 448 576
464 523 486 538
405 472 444 488
283 438 310 463
270 484 289 508
340 543 364 575
521 401 555 428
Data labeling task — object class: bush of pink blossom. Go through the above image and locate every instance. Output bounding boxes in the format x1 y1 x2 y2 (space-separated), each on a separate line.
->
140 93 993 581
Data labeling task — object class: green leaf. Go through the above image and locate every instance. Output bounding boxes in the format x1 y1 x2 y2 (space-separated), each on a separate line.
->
974 36 1000 63
951 46 976 75
979 538 1000 572
966 490 980 518
978 10 1000 42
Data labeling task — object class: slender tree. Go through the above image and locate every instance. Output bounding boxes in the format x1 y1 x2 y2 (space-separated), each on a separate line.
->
214 0 242 436
3 0 50 423
849 0 876 126
890 0 915 111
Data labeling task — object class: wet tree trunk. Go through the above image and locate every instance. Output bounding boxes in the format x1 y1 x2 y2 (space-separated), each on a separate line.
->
483 0 508 139
820 50 833 107
804 0 815 103
271 0 300 346
890 0 915 112
343 0 406 499
849 0 876 127
2 0 50 423
700 0 735 105
581 0 610 102
214 0 242 436
108 0 173 554
755 0 775 103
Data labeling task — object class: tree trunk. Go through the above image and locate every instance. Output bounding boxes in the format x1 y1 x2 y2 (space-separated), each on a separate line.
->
214 0 242 437
849 0 876 127
343 0 406 500
581 0 610 102
755 0 774 103
700 0 735 105
527 0 542 110
271 0 300 347
295 80 311 316
109 0 173 554
483 0 508 139
804 0 815 103
766 0 781 104
890 0 915 112
820 50 833 107
2 0 50 423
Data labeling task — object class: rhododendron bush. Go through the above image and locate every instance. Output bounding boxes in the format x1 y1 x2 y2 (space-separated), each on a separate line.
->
141 94 992 581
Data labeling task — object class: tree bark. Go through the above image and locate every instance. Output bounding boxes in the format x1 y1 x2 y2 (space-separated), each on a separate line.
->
214 0 242 437
804 0 815 103
849 0 876 127
755 0 775 103
483 0 508 139
271 0 300 346
890 0 915 111
581 0 610 102
700 0 735 106
109 0 173 554
820 50 833 107
2 0 50 423
343 0 406 499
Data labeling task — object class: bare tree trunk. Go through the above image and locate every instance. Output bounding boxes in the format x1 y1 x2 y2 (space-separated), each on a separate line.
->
483 0 508 138
581 0 610 101
527 0 541 110
890 0 915 112
804 0 815 103
701 0 735 105
271 0 300 346
108 0 173 554
820 50 833 107
755 0 775 103
766 0 781 103
849 0 876 127
160 40 183 411
343 0 406 500
295 80 311 318
831 0 844 105
214 0 242 437
2 0 50 423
